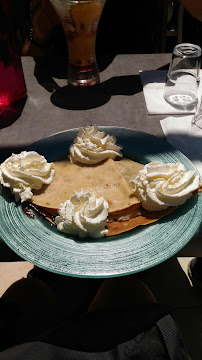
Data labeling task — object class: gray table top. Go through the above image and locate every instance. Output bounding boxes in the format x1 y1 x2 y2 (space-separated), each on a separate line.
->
0 54 171 155
0 54 201 260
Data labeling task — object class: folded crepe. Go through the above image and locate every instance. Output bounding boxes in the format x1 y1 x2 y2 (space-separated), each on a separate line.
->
31 158 142 215
107 206 177 237
31 158 201 237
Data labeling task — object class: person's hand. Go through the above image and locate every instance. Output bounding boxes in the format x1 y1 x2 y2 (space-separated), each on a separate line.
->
30 0 60 45
22 0 60 55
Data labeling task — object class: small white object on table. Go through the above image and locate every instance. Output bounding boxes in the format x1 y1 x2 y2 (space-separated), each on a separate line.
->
160 115 202 177
140 70 202 115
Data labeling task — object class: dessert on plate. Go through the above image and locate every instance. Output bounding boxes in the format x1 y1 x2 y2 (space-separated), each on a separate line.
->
0 126 201 239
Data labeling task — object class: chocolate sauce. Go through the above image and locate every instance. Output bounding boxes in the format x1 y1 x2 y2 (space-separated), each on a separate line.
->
22 205 35 219
22 202 56 224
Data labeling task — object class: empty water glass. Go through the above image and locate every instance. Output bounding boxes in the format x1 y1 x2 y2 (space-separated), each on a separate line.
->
192 94 202 129
164 43 201 110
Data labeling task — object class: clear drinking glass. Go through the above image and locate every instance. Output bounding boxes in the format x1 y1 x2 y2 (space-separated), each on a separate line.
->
164 43 201 110
49 0 106 86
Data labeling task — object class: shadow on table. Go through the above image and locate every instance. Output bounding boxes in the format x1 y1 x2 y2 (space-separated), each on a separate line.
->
33 56 142 110
33 54 116 91
33 57 172 111
0 98 27 130
157 64 170 71
0 241 23 262
50 75 141 110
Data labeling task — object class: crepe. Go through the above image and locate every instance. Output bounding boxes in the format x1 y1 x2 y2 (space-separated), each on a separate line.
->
107 206 176 237
115 158 145 188
31 157 202 237
31 158 142 215
106 184 202 236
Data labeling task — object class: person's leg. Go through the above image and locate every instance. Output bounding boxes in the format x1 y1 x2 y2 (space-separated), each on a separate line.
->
26 266 103 312
86 276 190 359
34 274 163 351
88 274 157 313
1 276 57 307
0 267 103 350
0 276 59 351
2 265 103 314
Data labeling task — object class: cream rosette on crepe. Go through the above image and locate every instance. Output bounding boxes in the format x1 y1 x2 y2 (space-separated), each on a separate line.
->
56 189 109 238
69 125 123 164
0 151 55 202
131 161 200 211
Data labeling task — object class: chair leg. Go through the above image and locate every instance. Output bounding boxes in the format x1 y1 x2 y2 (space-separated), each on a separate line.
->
177 3 184 44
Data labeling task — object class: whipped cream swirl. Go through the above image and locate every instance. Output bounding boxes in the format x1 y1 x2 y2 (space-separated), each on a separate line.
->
131 161 199 211
0 151 55 202
55 189 109 238
69 125 123 164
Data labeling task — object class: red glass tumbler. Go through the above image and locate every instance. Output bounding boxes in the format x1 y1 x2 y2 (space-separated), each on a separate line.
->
0 0 27 107
0 57 27 107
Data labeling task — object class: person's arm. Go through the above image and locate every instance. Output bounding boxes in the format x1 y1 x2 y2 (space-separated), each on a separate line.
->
180 0 202 21
22 0 60 55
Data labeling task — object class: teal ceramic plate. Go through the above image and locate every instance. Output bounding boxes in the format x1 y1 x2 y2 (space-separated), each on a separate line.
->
0 127 201 278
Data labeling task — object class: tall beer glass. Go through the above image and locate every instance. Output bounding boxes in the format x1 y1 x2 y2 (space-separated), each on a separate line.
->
49 0 106 86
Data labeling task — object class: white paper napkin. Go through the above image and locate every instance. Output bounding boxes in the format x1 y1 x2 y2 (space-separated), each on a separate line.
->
160 115 202 176
140 70 202 115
